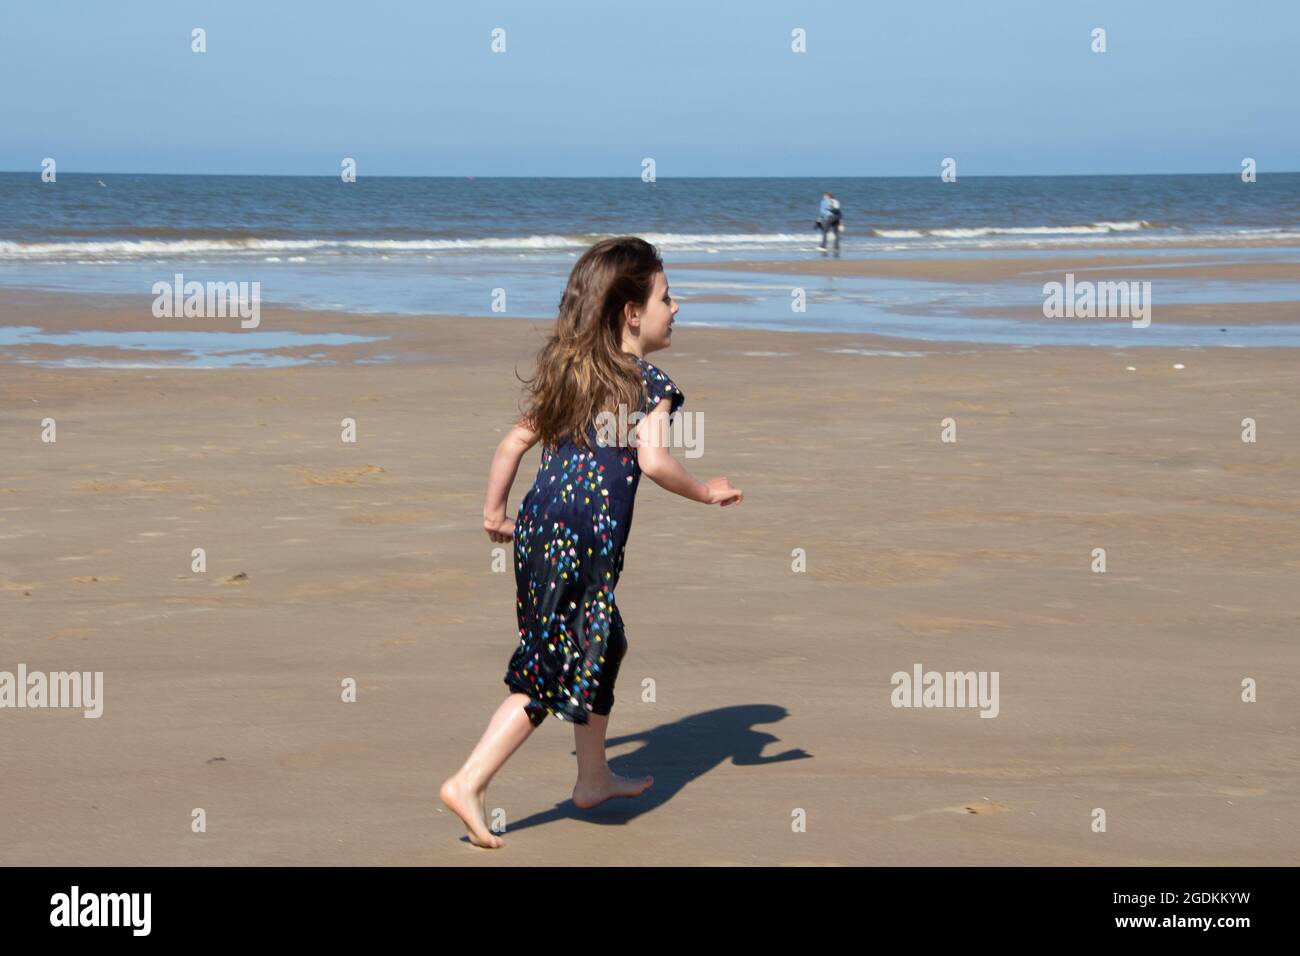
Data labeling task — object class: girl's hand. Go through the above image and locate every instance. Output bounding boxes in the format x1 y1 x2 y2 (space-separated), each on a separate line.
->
704 477 743 506
484 515 516 542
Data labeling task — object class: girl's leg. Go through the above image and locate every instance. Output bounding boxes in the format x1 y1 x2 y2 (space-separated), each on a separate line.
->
572 711 653 809
439 692 537 848
572 623 653 809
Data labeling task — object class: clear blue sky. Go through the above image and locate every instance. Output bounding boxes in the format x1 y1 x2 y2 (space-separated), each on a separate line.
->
2 0 1295 176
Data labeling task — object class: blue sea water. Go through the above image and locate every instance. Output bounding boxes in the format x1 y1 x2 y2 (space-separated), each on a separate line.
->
2 172 1299 354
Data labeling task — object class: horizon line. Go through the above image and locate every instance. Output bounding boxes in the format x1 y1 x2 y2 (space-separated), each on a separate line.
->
4 170 1297 180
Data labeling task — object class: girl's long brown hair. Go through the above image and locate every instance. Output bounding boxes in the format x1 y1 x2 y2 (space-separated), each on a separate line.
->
518 237 662 451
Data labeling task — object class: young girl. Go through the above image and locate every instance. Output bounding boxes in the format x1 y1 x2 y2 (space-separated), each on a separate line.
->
439 236 743 848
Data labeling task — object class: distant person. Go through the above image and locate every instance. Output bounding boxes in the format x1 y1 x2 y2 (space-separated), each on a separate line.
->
816 191 843 252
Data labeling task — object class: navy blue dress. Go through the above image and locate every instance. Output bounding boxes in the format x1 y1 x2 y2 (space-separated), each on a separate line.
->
505 354 684 727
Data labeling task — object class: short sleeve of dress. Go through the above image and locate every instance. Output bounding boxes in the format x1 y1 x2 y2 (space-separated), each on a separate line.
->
638 358 684 418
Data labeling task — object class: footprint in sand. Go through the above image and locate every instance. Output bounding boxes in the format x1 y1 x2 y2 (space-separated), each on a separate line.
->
343 510 434 525
891 801 1011 822
276 742 370 770
302 464 386 486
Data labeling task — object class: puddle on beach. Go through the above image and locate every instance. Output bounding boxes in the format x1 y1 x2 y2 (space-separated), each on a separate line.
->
0 327 389 368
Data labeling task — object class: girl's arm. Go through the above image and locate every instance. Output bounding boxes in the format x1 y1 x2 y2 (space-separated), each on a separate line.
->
483 417 541 538
635 399 743 506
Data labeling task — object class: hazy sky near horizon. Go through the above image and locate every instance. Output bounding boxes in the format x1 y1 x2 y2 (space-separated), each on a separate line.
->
2 0 1296 177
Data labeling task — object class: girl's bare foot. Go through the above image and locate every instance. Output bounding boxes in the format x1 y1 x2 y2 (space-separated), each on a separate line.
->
439 773 504 848
572 770 654 810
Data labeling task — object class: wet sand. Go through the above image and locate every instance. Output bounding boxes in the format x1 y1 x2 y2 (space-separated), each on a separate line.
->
950 300 1300 327
674 253 1300 285
2 289 1297 865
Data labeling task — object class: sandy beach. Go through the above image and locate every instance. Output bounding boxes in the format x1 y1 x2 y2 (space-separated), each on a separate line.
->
2 281 1298 866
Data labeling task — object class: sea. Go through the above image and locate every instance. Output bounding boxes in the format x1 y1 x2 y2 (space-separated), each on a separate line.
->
3 172 1300 357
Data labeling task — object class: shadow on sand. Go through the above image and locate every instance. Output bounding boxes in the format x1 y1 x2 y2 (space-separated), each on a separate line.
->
484 703 811 838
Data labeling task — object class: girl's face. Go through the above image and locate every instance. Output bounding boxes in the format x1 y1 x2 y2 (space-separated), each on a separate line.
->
628 270 678 353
